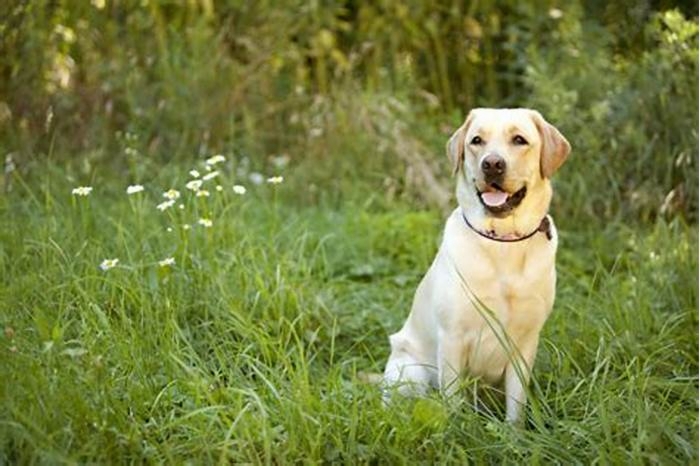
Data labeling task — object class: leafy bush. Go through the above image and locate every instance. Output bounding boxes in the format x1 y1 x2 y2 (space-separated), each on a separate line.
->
525 9 698 223
0 1 696 223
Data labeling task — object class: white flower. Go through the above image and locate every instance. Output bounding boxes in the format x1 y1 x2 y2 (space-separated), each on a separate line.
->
266 176 284 184
182 224 191 230
71 186 93 196
163 189 180 200
126 184 144 195
179 204 185 209
548 8 563 19
202 170 219 181
166 227 173 232
205 154 225 166
196 190 210 197
158 257 175 267
185 179 203 191
271 154 290 169
249 172 264 185
5 154 16 174
157 200 175 211
189 169 201 178
216 185 223 192
99 258 119 271
198 218 213 228
233 185 247 195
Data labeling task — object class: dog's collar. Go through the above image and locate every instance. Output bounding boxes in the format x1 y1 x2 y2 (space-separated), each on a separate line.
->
461 212 552 243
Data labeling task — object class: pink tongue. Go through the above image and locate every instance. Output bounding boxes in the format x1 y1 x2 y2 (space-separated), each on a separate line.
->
481 190 509 207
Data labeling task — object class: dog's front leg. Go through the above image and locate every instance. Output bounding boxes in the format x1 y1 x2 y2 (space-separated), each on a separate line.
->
504 338 539 423
437 328 465 398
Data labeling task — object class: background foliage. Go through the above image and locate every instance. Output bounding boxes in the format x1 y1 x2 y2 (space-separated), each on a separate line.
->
1 0 697 222
0 0 697 463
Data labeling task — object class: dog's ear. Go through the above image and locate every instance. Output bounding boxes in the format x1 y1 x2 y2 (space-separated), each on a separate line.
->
530 110 571 179
446 111 475 175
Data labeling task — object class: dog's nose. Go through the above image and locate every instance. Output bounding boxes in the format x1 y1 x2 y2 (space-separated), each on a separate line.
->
481 154 506 178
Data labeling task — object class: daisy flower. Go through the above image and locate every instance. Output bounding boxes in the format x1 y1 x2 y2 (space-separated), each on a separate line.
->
72 186 93 196
189 169 201 178
198 218 213 228
266 176 284 184
548 8 563 19
157 200 175 211
233 185 247 195
202 170 219 181
271 154 290 169
158 257 176 267
163 189 181 200
205 154 225 166
5 154 16 174
196 190 210 197
216 185 223 192
99 258 119 271
126 184 144 194
186 179 203 191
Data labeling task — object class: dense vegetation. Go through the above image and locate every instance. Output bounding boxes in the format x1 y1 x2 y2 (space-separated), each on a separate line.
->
1 1 697 463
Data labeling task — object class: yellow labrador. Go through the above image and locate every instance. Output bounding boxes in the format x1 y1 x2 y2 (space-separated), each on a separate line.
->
383 108 570 423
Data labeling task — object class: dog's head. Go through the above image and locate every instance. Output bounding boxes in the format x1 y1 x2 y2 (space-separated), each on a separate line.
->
447 108 570 217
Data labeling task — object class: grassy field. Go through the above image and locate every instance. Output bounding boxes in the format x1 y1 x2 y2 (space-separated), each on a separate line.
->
0 156 696 464
1 1 697 464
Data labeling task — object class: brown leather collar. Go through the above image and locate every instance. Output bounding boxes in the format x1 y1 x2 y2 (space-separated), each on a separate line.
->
461 212 552 243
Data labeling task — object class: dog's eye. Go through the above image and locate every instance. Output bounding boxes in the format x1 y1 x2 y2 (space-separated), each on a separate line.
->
512 135 528 145
470 136 484 145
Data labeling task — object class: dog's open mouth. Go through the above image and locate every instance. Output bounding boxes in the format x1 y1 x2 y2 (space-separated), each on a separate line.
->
477 183 527 215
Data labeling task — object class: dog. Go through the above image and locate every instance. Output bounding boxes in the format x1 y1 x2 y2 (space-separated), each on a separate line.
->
382 108 570 423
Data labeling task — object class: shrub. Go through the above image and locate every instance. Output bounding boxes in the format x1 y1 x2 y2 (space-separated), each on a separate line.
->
525 9 698 223
0 2 696 223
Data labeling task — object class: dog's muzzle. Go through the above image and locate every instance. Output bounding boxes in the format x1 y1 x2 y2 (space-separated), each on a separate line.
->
477 184 527 217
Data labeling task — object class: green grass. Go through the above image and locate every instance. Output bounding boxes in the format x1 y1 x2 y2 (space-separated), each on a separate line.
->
0 160 697 464
1 1 696 463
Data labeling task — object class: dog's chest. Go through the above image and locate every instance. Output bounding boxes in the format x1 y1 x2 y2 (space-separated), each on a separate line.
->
485 245 542 301
465 238 552 300
449 239 556 379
